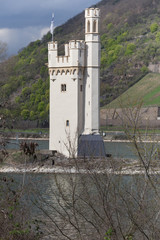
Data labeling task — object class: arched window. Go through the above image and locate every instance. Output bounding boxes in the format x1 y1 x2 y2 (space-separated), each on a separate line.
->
87 20 90 33
93 20 97 32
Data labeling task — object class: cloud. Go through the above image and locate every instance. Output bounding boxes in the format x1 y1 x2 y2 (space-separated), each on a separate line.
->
0 0 98 28
0 0 98 55
0 0 97 13
0 26 49 56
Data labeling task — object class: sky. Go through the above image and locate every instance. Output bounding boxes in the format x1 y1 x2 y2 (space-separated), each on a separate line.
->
0 0 99 56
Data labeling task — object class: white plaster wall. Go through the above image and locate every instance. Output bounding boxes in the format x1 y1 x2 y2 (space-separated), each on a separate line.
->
48 40 85 157
83 69 91 134
83 8 100 134
78 77 85 134
49 72 79 157
90 67 100 131
84 41 100 133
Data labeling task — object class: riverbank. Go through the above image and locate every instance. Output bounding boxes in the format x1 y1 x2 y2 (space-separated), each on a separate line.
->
1 163 160 175
0 129 49 140
0 150 160 175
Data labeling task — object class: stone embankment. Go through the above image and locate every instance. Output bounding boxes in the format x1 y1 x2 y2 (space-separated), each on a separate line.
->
103 131 160 142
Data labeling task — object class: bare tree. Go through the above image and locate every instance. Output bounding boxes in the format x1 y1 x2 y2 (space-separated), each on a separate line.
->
27 100 160 240
0 41 7 61
0 176 42 240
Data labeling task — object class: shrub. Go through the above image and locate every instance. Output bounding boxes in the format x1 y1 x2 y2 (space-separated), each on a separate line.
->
156 32 160 42
30 58 35 64
38 101 45 112
150 23 158 33
107 23 113 31
141 65 149 73
125 43 136 55
22 87 31 97
15 96 20 103
21 109 30 120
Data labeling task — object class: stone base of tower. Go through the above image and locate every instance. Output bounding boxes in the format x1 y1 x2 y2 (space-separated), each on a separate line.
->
78 134 106 158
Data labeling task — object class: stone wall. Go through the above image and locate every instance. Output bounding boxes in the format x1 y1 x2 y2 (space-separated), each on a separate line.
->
148 62 160 73
100 106 160 128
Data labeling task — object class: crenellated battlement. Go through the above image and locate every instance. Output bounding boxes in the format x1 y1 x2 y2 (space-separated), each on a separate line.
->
69 40 85 49
85 8 100 18
48 40 85 69
48 41 58 51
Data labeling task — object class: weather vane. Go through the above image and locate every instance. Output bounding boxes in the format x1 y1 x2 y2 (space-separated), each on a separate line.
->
50 13 54 41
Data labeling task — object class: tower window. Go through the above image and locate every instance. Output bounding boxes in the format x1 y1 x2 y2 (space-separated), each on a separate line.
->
93 20 97 32
61 84 66 92
66 120 69 126
87 20 90 33
80 85 83 92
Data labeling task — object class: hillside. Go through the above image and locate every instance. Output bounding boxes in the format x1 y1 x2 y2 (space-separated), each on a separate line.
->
1 0 160 123
106 73 160 108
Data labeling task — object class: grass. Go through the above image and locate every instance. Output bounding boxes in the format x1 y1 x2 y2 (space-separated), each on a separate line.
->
104 73 160 109
100 126 124 131
100 125 160 134
0 128 49 134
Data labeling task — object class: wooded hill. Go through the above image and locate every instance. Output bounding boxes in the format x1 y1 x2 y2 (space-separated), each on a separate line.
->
0 0 160 123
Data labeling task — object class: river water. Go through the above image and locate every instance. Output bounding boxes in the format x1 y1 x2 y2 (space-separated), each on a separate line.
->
1 139 160 239
1 171 160 239
4 138 138 159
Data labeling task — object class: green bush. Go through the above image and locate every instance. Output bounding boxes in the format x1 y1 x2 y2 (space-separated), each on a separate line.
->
156 32 160 42
38 101 45 112
150 23 158 33
22 87 31 97
40 66 47 77
15 96 20 103
141 65 149 73
125 43 136 55
30 110 36 120
40 48 48 54
2 83 12 97
40 111 46 119
30 58 35 64
107 23 113 31
21 109 30 120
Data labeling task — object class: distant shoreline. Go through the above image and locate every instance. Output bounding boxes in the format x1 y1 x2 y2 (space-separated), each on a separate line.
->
7 138 160 143
8 137 49 141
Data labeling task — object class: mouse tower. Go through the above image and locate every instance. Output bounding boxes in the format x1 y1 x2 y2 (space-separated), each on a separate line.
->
48 8 105 158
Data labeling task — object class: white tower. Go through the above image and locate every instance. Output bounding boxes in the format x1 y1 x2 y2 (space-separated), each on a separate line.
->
48 41 85 158
84 8 100 134
48 8 101 158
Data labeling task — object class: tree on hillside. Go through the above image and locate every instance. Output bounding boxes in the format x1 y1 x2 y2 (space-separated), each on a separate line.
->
0 41 7 61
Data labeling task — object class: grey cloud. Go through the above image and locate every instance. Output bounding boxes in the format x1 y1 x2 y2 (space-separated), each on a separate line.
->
0 0 98 55
0 26 49 56
0 0 98 28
